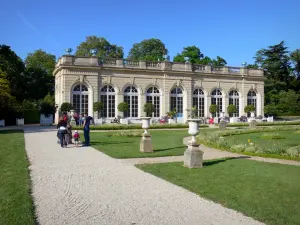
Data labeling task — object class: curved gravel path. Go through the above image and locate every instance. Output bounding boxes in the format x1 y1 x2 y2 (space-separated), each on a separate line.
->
24 129 264 225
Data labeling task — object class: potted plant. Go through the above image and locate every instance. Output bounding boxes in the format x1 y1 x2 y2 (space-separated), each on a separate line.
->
60 102 74 113
167 109 177 124
244 105 256 118
227 104 238 123
117 102 129 124
40 101 55 125
93 102 104 125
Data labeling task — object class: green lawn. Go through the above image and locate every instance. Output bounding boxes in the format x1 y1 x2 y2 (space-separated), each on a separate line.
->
0 130 35 225
137 159 300 225
225 130 300 148
90 130 191 158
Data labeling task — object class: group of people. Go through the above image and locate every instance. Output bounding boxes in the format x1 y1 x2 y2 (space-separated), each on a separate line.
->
57 112 93 148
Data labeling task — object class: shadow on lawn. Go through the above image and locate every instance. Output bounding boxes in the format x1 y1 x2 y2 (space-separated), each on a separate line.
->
154 145 185 152
90 141 134 145
203 156 251 167
0 129 23 134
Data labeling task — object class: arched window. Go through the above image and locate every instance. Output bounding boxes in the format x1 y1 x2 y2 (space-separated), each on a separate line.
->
247 90 257 108
124 86 138 118
100 85 115 118
229 90 239 117
170 87 183 114
72 84 89 114
211 88 223 117
146 87 160 117
193 89 204 117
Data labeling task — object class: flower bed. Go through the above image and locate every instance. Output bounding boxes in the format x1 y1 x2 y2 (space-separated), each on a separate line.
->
197 126 300 160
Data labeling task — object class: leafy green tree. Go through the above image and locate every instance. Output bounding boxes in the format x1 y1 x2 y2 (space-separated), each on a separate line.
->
25 49 56 76
117 102 129 118
173 46 203 64
0 68 13 109
23 67 53 100
290 49 300 79
211 56 227 67
276 90 300 114
93 102 104 117
254 41 291 84
0 45 25 101
75 36 124 58
128 38 168 61
244 105 256 114
199 56 213 65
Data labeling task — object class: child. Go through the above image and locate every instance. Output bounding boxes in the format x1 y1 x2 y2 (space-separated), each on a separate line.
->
73 130 80 147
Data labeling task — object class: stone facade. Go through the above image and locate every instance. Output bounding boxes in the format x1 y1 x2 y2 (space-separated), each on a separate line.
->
54 55 264 124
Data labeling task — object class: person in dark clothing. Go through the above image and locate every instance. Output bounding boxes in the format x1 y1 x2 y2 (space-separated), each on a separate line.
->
82 113 94 146
57 117 68 148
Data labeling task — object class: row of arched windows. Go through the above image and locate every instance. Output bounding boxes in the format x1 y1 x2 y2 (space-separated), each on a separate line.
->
72 84 257 118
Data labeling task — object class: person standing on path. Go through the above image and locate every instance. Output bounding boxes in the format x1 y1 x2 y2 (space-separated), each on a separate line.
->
57 117 68 148
82 113 93 146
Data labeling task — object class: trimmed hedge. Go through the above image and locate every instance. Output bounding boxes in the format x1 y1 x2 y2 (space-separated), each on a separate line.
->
73 123 209 130
227 121 300 127
24 110 40 124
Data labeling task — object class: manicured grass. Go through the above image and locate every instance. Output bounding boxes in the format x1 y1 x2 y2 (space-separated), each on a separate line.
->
137 159 300 225
90 130 190 158
0 130 35 225
225 131 300 148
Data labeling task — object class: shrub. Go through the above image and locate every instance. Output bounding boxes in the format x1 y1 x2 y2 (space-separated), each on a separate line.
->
227 104 237 117
244 146 257 153
286 146 300 157
230 144 247 152
108 130 142 137
60 102 73 112
143 103 155 117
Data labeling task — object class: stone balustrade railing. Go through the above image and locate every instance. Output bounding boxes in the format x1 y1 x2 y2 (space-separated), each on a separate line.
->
56 55 264 76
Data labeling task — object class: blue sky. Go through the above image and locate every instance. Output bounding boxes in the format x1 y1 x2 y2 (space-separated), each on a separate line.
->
1 0 299 66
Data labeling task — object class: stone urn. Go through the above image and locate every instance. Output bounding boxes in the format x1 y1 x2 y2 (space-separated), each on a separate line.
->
250 111 255 119
140 117 151 134
139 117 153 152
184 119 203 168
70 110 76 126
187 119 201 144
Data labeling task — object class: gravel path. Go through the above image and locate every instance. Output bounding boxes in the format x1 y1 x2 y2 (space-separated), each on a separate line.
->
24 129 264 225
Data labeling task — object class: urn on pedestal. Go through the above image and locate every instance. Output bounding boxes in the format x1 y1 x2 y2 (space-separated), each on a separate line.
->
139 117 153 153
184 119 203 168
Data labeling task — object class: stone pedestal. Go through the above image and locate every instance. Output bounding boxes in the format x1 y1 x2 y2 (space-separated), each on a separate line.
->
219 120 226 130
140 133 153 153
249 120 257 129
184 143 203 168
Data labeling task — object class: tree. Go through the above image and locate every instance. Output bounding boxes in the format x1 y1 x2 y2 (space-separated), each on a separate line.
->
128 38 168 61
0 45 25 101
25 49 56 77
173 46 203 64
23 67 53 100
211 56 227 67
290 49 300 79
0 68 12 109
254 41 291 84
143 103 155 117
244 105 256 114
75 36 124 58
